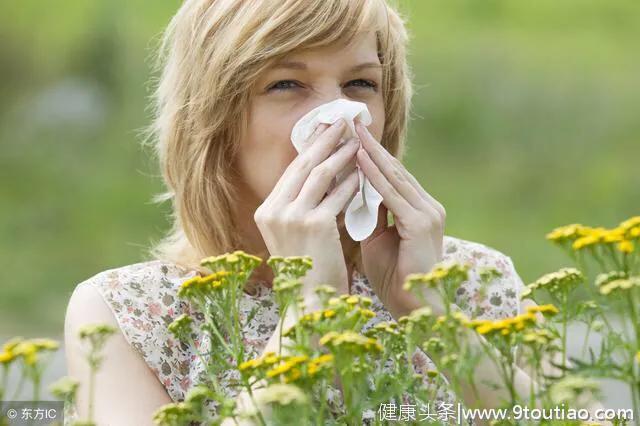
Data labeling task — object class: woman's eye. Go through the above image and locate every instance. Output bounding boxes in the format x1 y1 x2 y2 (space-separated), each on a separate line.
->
347 79 378 90
268 79 377 92
269 80 301 91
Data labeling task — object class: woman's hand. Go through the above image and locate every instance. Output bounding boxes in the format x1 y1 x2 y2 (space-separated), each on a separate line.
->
254 119 360 299
354 120 447 317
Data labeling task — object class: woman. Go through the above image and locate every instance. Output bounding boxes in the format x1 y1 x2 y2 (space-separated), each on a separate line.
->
64 0 547 424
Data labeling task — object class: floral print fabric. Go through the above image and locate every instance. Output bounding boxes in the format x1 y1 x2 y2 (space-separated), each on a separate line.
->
65 235 526 424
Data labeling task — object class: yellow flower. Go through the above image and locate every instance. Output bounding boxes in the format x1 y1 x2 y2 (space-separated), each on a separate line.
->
2 336 24 353
30 338 60 351
406 306 433 323
474 321 496 335
253 383 309 407
238 351 282 373
319 331 382 353
618 240 634 254
283 367 302 383
266 255 313 278
546 223 588 242
528 268 583 294
168 314 193 339
452 311 470 325
78 323 117 340
619 216 640 231
199 270 230 289
323 309 336 319
595 271 628 288
572 233 601 250
267 361 296 378
12 342 38 365
265 355 309 382
522 329 555 346
345 296 359 305
368 321 401 337
526 304 559 317
238 358 262 372
602 227 625 243
403 261 470 291
599 276 640 295
360 308 376 318
0 350 15 364
307 353 334 376
49 376 80 400
426 369 439 379
470 313 537 337
264 352 280 365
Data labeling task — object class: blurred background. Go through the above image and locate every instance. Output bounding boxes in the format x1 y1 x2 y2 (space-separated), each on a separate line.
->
0 0 638 407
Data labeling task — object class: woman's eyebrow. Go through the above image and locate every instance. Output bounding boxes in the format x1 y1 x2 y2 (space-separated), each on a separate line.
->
271 61 382 72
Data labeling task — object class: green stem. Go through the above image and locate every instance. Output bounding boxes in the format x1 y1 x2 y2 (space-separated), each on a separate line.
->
316 377 328 426
10 369 25 401
277 301 290 356
628 289 640 346
32 371 41 402
590 247 609 272
561 294 569 372
581 325 592 356
88 362 95 421
245 383 268 426
605 244 623 271
630 380 639 426
204 312 235 359
0 363 8 401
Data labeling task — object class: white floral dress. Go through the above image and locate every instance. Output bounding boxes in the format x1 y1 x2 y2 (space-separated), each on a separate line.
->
65 235 526 425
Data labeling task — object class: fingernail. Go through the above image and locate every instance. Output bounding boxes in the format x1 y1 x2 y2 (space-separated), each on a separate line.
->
334 119 346 129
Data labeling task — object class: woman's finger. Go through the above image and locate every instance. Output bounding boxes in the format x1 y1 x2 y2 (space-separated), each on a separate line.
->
315 167 360 217
355 122 445 218
295 138 359 210
356 145 414 218
272 119 348 205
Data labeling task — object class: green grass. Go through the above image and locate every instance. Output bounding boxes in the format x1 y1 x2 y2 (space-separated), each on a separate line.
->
1 0 638 335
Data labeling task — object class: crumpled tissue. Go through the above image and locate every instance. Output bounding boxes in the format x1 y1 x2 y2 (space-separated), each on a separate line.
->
290 98 384 241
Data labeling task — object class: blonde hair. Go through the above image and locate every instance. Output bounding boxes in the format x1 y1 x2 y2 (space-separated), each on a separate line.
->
142 0 414 275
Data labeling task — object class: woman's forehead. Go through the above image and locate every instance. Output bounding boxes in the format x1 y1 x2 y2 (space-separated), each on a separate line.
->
273 34 380 68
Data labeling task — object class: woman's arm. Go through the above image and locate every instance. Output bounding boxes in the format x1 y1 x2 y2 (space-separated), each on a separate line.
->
64 282 173 425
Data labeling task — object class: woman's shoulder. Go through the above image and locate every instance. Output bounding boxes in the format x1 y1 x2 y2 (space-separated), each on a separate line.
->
69 259 201 400
71 258 199 345
75 259 198 295
442 234 526 318
442 234 517 274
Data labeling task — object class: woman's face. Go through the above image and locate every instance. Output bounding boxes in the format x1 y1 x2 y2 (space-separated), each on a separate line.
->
237 32 385 225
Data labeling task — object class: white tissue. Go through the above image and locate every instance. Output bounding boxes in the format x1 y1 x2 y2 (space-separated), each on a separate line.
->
290 99 384 241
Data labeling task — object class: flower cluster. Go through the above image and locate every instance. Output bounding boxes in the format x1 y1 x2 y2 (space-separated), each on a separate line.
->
598 275 640 295
467 312 538 337
266 255 313 279
200 250 262 274
319 330 383 355
176 270 231 299
523 267 583 298
547 216 640 255
0 337 59 366
403 260 470 291
8 210 640 426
